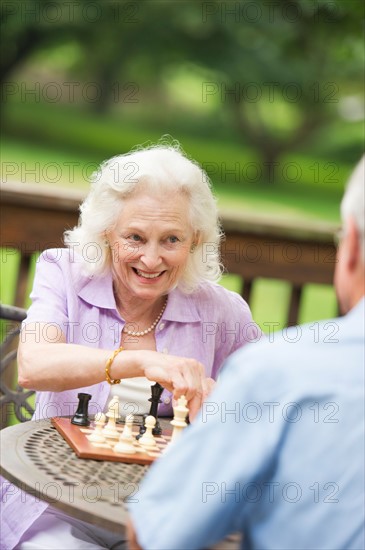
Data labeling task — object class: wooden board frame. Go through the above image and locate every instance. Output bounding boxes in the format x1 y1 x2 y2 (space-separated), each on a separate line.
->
52 417 172 466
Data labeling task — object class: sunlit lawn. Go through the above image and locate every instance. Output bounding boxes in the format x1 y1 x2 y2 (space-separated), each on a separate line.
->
2 135 344 223
2 99 357 224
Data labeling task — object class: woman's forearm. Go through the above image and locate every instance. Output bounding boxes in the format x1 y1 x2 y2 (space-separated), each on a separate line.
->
18 342 144 392
18 322 207 412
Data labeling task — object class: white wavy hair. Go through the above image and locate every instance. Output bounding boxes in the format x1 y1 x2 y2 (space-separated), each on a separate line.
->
341 154 365 261
64 143 223 292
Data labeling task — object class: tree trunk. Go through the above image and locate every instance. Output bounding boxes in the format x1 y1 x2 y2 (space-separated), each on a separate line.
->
0 28 42 89
261 151 282 184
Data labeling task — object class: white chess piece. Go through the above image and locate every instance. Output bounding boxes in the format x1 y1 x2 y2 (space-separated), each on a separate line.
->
139 416 158 450
103 398 120 439
123 414 134 439
114 414 136 454
87 412 106 444
170 395 188 443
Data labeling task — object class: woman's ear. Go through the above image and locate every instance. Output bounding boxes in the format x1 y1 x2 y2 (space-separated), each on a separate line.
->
193 231 201 248
103 231 110 247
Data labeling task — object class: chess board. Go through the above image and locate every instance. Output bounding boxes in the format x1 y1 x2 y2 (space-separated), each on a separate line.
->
52 417 173 466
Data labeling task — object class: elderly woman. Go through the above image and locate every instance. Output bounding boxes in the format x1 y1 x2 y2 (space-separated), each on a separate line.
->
3 144 259 549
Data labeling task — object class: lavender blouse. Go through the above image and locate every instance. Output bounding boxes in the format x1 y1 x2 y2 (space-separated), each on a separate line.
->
0 248 259 549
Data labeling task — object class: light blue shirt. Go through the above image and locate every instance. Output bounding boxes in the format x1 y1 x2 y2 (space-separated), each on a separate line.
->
129 298 365 550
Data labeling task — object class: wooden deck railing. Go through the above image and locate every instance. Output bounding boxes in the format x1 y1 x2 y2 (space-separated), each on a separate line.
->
0 181 338 326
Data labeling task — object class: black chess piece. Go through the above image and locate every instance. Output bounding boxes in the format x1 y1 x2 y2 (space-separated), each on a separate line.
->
148 382 164 435
71 393 91 426
136 413 149 440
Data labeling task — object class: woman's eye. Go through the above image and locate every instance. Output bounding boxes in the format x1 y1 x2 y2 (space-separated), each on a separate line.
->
167 236 179 244
129 234 141 242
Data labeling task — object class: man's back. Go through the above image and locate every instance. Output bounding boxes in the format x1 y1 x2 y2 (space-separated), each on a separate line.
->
235 299 364 549
129 299 365 550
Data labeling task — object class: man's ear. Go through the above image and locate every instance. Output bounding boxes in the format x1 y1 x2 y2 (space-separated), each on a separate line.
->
346 217 361 272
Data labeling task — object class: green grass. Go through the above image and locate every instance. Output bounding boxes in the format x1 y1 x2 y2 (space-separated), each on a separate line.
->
2 99 361 223
2 133 345 223
1 137 99 190
2 142 346 238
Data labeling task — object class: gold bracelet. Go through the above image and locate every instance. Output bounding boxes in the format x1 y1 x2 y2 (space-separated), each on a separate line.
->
105 346 124 384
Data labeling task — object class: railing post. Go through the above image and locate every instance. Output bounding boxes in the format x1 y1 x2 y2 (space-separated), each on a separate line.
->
288 285 303 327
14 254 32 308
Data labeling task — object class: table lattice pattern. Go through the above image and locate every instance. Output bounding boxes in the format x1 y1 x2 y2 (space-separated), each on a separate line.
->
23 424 147 505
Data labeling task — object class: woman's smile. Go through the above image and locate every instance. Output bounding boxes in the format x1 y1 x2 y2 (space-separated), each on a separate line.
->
132 267 166 282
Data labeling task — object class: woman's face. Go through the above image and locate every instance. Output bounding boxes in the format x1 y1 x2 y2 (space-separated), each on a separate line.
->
107 190 196 302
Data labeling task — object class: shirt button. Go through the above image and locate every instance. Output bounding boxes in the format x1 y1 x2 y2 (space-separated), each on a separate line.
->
159 323 165 331
162 347 168 354
163 397 171 405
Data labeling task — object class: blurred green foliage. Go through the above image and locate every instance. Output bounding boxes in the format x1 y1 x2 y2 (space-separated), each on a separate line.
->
1 0 364 181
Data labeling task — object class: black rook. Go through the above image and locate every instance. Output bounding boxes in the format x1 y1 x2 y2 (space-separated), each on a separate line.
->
71 393 92 426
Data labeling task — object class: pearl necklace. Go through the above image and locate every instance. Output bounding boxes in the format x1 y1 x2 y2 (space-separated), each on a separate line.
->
122 298 167 337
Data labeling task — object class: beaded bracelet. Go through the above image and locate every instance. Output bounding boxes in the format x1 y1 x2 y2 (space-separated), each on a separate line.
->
105 346 124 384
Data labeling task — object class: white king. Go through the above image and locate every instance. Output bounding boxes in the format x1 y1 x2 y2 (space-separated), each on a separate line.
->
170 395 189 443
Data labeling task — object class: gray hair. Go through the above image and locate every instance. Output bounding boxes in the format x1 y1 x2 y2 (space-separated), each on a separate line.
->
341 155 365 260
64 143 223 292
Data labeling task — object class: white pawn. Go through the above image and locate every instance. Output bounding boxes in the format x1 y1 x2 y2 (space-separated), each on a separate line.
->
103 397 120 439
114 414 136 454
87 412 106 444
139 416 158 450
170 395 188 443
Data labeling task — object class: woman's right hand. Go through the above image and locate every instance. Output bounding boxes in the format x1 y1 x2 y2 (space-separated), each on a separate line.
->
138 350 207 418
